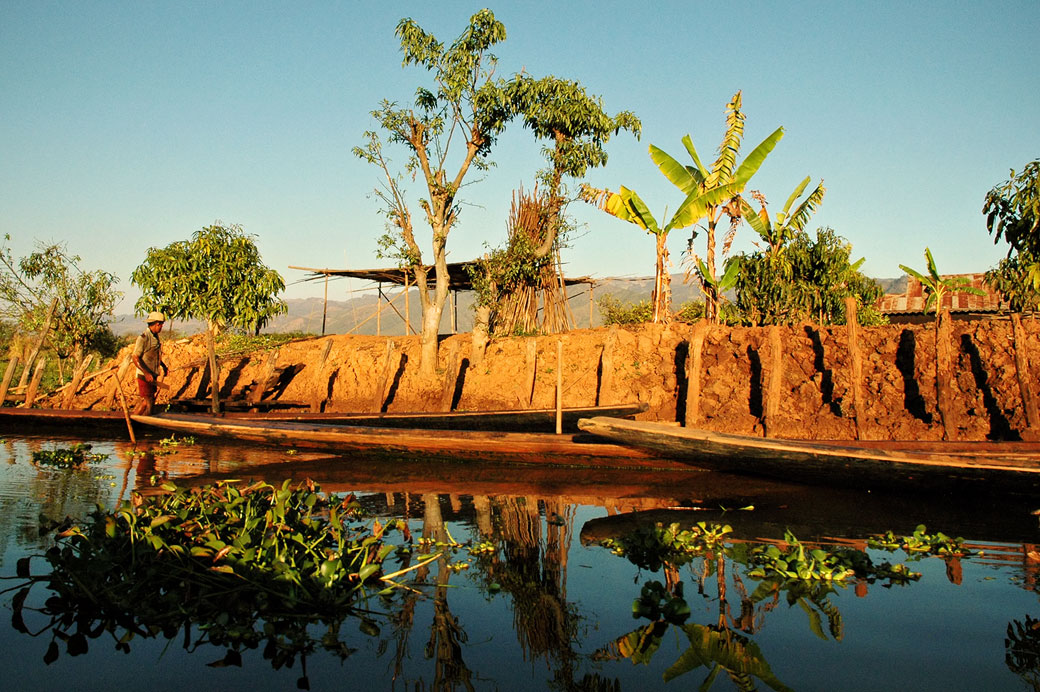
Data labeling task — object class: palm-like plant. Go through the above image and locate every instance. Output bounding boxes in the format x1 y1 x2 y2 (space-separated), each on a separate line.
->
650 92 784 322
899 248 985 317
741 177 826 255
580 183 703 322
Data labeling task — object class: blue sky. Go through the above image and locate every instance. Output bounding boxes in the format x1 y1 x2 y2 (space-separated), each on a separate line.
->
2 1 1038 310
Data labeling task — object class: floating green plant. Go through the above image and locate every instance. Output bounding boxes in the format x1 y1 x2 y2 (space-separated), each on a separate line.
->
30 443 108 468
3 479 432 687
867 524 969 558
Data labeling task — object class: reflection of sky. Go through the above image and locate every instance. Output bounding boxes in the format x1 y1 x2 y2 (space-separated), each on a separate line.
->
0 434 1037 690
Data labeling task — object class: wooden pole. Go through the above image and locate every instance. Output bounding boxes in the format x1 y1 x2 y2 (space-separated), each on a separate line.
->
108 373 136 443
439 340 460 412
19 297 58 388
250 349 279 407
377 284 382 336
935 308 955 441
1011 313 1039 434
321 272 328 336
523 338 537 407
23 357 46 408
844 297 865 440
61 354 93 409
684 320 711 428
451 291 457 335
764 325 783 437
556 339 563 434
373 340 396 411
404 276 411 336
597 325 618 406
0 355 19 407
206 329 220 414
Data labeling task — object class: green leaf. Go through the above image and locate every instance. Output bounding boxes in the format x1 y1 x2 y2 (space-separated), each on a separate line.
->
734 126 785 184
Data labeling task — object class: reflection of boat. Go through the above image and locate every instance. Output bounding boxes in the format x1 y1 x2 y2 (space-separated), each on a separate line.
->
0 403 646 433
131 412 684 468
577 417 1040 494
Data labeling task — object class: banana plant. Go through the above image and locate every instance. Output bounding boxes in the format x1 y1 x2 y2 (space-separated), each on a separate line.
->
899 248 985 318
649 92 784 323
740 177 826 255
581 184 692 322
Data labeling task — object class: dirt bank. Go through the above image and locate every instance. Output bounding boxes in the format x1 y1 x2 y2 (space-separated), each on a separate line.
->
55 318 1040 442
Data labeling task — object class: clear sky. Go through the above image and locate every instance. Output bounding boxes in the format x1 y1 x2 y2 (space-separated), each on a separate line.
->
2 1 1038 311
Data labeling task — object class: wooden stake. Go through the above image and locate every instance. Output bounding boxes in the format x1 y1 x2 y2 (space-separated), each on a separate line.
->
844 297 865 440
764 325 783 437
1011 313 1039 433
935 308 955 441
18 297 58 389
0 355 19 407
523 338 537 407
61 354 94 409
556 339 563 435
684 320 711 428
439 340 460 412
373 340 396 411
108 373 136 444
598 325 618 406
23 357 46 408
249 349 280 406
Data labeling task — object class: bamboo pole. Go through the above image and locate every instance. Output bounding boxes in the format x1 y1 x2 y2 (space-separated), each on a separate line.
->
684 320 711 428
1011 313 1039 434
844 297 865 440
108 373 136 443
0 355 19 407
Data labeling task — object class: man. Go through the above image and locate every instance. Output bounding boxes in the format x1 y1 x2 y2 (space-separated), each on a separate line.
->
132 311 168 415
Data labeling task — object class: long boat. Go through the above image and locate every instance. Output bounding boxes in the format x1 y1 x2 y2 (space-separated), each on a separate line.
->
131 412 688 469
0 403 646 434
577 416 1040 494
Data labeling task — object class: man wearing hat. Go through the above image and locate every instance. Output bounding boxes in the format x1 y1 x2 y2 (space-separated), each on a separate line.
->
132 311 169 415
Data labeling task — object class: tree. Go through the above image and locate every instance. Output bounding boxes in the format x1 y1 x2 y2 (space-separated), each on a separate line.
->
733 228 884 326
131 223 286 335
353 10 514 378
984 160 1040 281
580 184 690 322
650 92 784 323
986 251 1040 313
131 223 286 413
0 236 122 372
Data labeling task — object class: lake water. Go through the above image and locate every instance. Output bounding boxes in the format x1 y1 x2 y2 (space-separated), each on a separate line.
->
1 430 1039 691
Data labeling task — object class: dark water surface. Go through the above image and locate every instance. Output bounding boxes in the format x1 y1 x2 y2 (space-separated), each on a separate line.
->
1 431 1039 691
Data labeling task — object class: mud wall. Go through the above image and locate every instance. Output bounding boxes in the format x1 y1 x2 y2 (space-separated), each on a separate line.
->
61 318 1040 442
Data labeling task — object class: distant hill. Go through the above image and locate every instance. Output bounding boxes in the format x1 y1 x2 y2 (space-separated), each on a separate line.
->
110 274 905 337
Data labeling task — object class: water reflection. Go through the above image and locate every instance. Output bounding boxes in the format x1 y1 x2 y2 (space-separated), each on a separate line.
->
2 432 1040 690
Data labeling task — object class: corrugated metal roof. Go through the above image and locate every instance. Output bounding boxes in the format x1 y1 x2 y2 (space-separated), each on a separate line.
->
877 273 1005 314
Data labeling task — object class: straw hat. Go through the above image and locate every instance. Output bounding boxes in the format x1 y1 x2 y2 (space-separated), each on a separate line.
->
146 311 166 324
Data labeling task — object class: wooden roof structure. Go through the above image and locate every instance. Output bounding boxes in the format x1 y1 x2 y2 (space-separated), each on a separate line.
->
290 262 594 291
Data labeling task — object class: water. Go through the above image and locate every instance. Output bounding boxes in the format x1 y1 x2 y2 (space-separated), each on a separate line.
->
1 430 1039 691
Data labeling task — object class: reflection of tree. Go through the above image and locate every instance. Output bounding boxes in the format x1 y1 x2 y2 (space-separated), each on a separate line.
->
1007 615 1040 691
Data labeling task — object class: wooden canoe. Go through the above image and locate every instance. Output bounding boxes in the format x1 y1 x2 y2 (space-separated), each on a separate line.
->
216 402 648 432
0 403 647 434
577 417 1040 494
131 413 688 469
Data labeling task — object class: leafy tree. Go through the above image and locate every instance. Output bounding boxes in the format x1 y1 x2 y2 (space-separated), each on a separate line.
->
733 228 885 326
986 251 1040 313
353 10 514 378
0 236 122 371
131 223 286 335
131 223 285 414
984 160 1040 281
899 247 985 319
650 92 784 323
